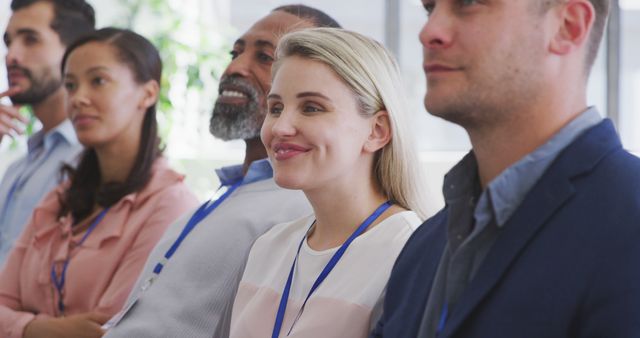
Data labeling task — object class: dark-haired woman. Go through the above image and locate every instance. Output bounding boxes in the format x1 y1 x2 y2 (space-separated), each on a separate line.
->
0 28 198 338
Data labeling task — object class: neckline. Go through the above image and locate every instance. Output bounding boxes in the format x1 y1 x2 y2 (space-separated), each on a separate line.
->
301 210 413 256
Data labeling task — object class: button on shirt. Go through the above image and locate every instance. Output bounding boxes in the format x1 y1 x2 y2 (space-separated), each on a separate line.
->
418 107 603 337
0 120 82 264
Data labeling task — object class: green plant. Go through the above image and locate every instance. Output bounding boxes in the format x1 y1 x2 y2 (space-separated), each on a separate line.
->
114 0 232 145
8 106 36 150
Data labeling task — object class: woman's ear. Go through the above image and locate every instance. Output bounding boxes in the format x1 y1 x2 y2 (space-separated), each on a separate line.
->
138 79 160 111
364 110 392 153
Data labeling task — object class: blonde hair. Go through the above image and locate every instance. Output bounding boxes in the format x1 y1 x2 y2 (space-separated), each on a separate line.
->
273 28 430 219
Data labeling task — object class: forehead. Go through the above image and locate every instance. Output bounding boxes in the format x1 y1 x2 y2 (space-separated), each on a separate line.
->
238 11 314 46
65 42 124 72
6 1 56 37
275 56 330 81
273 56 348 93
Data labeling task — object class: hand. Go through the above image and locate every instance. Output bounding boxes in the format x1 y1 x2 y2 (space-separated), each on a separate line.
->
23 312 111 338
0 86 27 144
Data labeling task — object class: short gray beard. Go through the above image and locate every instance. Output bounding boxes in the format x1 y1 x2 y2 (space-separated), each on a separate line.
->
209 99 263 140
209 76 264 141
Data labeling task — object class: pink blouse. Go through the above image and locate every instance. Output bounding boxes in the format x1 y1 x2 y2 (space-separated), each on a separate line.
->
0 158 198 338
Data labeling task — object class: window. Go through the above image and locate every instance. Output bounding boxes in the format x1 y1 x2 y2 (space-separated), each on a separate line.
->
620 0 640 151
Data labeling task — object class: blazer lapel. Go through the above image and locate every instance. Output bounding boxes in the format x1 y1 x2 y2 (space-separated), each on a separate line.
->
441 120 622 337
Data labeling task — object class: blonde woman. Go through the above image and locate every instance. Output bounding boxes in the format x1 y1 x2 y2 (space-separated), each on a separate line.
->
230 28 431 338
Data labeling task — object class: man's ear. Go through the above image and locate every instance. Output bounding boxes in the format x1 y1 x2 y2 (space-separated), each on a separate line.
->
138 79 160 111
364 110 392 153
549 0 595 55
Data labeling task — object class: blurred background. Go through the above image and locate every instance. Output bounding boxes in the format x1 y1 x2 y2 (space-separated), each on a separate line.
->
1 0 639 209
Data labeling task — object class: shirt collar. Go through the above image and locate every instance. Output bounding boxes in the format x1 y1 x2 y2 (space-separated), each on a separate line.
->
442 107 602 230
27 119 79 154
484 106 602 227
442 151 480 206
214 158 273 186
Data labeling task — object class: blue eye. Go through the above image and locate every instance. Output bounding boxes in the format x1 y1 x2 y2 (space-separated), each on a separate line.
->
302 104 323 114
269 104 283 115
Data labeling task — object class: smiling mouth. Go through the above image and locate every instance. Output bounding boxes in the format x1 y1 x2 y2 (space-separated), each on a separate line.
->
216 89 253 106
220 90 248 99
273 143 311 161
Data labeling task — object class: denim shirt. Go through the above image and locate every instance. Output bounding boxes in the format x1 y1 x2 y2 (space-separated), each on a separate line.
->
0 120 82 264
418 107 603 337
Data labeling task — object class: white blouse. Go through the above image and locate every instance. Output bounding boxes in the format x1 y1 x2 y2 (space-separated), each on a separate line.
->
231 211 421 338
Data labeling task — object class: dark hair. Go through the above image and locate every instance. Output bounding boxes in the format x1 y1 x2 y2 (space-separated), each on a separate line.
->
58 28 163 223
11 0 95 47
538 0 609 73
273 4 342 28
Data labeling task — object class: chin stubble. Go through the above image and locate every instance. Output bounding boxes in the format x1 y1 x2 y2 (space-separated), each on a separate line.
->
8 66 62 105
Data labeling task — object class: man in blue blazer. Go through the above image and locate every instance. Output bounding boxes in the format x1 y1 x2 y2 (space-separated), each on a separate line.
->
372 0 640 337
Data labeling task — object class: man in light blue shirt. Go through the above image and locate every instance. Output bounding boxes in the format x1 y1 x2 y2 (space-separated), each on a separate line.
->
0 0 95 263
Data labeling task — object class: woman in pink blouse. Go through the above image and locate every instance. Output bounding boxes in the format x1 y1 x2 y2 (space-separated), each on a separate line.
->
0 28 198 338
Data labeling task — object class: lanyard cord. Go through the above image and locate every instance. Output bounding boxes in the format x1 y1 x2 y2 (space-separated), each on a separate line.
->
152 179 244 276
437 303 448 334
51 207 110 314
271 201 392 338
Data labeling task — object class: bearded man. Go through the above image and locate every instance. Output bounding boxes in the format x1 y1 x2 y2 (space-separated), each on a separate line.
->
0 0 95 263
102 5 341 338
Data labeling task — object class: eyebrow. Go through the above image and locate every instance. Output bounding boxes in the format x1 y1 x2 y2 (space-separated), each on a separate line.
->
15 28 39 36
267 92 331 101
3 28 39 44
297 92 330 100
64 66 110 78
233 39 275 50
233 39 245 47
85 66 110 73
255 40 275 49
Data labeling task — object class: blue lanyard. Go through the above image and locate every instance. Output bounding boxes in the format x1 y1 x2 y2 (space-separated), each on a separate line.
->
51 208 110 314
437 303 448 334
151 179 243 275
271 201 392 338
